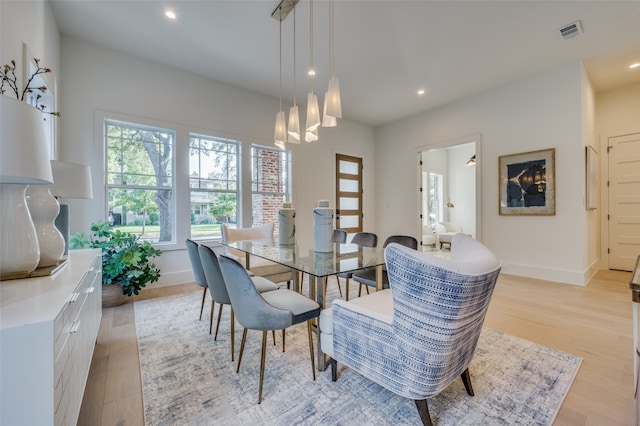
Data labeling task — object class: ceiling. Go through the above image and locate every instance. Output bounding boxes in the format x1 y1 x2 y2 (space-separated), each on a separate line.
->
49 0 640 128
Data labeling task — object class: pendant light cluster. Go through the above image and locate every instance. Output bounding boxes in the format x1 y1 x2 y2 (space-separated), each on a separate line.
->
272 0 342 149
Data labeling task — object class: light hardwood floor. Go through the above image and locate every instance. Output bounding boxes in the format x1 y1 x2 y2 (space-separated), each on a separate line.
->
78 269 634 425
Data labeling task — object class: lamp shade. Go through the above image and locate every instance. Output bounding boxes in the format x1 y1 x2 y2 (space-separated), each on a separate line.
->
325 77 342 119
305 93 321 134
0 96 53 184
50 160 93 199
275 110 287 146
287 105 301 143
322 91 337 128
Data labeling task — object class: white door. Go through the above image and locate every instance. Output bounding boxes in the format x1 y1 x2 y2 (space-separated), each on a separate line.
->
608 133 640 271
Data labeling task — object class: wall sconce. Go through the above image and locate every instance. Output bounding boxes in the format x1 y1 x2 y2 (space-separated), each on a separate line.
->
465 155 476 166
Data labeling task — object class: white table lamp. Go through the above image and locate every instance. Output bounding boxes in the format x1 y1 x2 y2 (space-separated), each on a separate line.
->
0 96 53 275
49 160 93 255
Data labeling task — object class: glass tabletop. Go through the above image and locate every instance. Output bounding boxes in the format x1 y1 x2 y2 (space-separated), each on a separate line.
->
224 237 385 278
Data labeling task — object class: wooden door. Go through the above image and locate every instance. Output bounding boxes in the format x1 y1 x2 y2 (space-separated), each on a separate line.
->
608 133 640 271
335 154 363 233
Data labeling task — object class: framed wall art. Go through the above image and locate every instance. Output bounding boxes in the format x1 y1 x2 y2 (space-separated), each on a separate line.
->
499 148 555 216
585 145 598 210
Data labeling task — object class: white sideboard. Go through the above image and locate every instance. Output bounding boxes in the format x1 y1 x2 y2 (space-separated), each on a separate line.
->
0 249 102 426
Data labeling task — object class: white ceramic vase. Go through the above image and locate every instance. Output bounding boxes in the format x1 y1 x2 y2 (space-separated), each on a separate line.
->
0 184 41 274
27 186 65 267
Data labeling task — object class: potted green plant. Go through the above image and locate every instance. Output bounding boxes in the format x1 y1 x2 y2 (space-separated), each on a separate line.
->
71 221 162 305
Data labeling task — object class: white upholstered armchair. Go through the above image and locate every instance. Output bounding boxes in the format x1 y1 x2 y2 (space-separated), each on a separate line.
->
221 223 294 285
319 234 501 425
435 221 463 249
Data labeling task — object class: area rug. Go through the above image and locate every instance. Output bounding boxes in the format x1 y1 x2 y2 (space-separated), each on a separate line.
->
135 290 582 426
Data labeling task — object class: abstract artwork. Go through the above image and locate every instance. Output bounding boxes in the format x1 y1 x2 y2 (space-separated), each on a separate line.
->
499 148 555 215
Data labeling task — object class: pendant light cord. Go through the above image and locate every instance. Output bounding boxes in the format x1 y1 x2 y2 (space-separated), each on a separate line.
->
292 5 297 107
309 0 314 94
330 0 334 78
279 12 283 112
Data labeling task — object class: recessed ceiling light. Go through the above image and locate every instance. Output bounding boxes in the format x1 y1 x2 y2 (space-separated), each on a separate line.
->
417 89 425 95
631 63 640 69
165 10 176 20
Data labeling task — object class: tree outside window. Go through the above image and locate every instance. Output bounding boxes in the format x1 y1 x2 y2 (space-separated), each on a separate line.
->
106 120 173 243
189 134 238 239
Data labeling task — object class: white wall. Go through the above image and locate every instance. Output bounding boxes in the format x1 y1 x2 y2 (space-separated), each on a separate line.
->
376 61 592 285
447 143 476 237
596 83 640 269
58 36 375 286
1 0 60 151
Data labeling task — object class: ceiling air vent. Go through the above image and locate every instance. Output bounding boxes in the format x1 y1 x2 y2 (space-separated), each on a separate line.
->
559 20 583 39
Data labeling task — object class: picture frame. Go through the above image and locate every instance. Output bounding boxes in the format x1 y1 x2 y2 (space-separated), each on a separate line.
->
499 148 555 216
585 145 598 210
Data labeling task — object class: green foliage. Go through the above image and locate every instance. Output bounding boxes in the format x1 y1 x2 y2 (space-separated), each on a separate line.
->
70 221 162 296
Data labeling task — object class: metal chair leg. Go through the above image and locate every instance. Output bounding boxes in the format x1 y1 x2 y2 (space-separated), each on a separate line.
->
258 330 268 404
209 300 215 334
230 307 235 361
214 303 224 339
199 287 207 320
237 327 247 373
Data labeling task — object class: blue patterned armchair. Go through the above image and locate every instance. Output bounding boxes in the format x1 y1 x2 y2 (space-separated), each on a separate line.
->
319 234 501 425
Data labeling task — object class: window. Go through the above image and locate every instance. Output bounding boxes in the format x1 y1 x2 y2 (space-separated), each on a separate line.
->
105 119 174 243
428 173 444 228
189 134 239 239
251 145 291 232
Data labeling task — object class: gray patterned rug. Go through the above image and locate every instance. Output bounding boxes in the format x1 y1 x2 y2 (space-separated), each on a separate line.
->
135 289 581 425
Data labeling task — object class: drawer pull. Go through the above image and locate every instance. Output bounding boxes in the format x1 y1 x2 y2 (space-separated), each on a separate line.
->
86 286 95 294
69 321 81 334
69 293 80 303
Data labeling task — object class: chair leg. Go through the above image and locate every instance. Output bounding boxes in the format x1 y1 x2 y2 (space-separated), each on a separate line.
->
209 301 215 334
236 327 247 373
230 307 235 362
414 399 433 426
307 320 316 381
365 286 370 295
199 287 207 320
258 330 268 404
214 303 224 340
272 330 276 346
460 368 474 396
329 358 337 382
358 283 363 297
337 277 343 297
282 329 286 352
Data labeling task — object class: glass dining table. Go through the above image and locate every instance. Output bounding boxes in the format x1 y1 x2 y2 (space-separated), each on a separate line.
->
223 237 386 370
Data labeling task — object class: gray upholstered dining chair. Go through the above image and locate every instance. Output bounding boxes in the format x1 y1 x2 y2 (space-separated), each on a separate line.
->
198 245 279 361
218 254 321 404
352 235 418 297
185 239 209 322
336 231 377 301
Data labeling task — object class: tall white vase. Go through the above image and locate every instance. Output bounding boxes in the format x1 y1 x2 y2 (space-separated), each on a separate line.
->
313 200 334 253
27 186 65 267
0 184 40 274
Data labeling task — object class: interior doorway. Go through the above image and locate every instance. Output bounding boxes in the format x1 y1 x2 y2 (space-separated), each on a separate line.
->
418 136 481 250
607 132 640 271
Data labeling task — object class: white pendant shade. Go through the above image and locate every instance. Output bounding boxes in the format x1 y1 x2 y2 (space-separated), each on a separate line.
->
305 128 319 143
322 91 337 127
305 93 321 134
288 105 301 143
325 77 342 119
274 110 287 145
